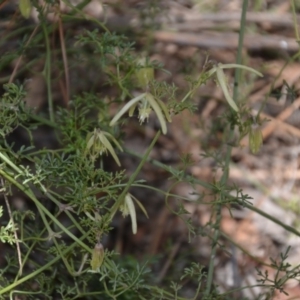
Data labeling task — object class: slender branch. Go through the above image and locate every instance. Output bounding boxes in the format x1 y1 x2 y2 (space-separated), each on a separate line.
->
0 177 23 276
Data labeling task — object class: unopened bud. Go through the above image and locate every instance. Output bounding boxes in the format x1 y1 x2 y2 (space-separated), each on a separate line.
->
249 125 263 154
135 58 154 88
19 0 32 19
90 242 104 271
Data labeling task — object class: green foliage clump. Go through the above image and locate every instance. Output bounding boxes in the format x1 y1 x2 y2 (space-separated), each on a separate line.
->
0 1 299 300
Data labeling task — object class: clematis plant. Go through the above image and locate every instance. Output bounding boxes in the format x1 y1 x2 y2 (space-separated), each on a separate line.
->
109 92 171 134
119 193 148 234
207 63 263 112
85 128 123 166
110 57 172 134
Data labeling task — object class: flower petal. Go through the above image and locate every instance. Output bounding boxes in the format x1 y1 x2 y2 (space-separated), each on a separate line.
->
156 97 172 123
98 132 121 166
103 131 123 152
145 93 167 134
131 194 149 218
109 93 146 126
216 67 239 112
219 63 263 77
125 194 137 234
86 131 96 150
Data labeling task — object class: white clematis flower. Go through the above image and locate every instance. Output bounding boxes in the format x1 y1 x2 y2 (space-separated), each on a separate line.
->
109 92 171 135
207 63 263 112
119 193 149 234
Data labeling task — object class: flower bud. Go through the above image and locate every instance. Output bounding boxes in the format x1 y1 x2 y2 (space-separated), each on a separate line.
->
85 129 122 166
249 125 263 154
90 242 104 271
19 0 32 19
135 58 154 88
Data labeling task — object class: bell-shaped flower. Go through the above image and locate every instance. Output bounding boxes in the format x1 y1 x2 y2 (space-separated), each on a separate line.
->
85 128 123 166
119 193 148 234
109 92 171 134
207 63 263 112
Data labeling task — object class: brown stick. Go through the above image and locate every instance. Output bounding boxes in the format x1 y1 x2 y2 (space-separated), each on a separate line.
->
154 31 299 52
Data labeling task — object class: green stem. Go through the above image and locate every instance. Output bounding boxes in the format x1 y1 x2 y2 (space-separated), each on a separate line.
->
46 190 87 236
0 169 91 253
0 152 23 174
41 22 54 122
205 1 248 295
239 200 300 237
109 130 161 219
0 231 90 295
233 0 248 103
291 0 300 42
125 147 300 237
14 209 62 281
124 148 215 194
62 0 110 33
